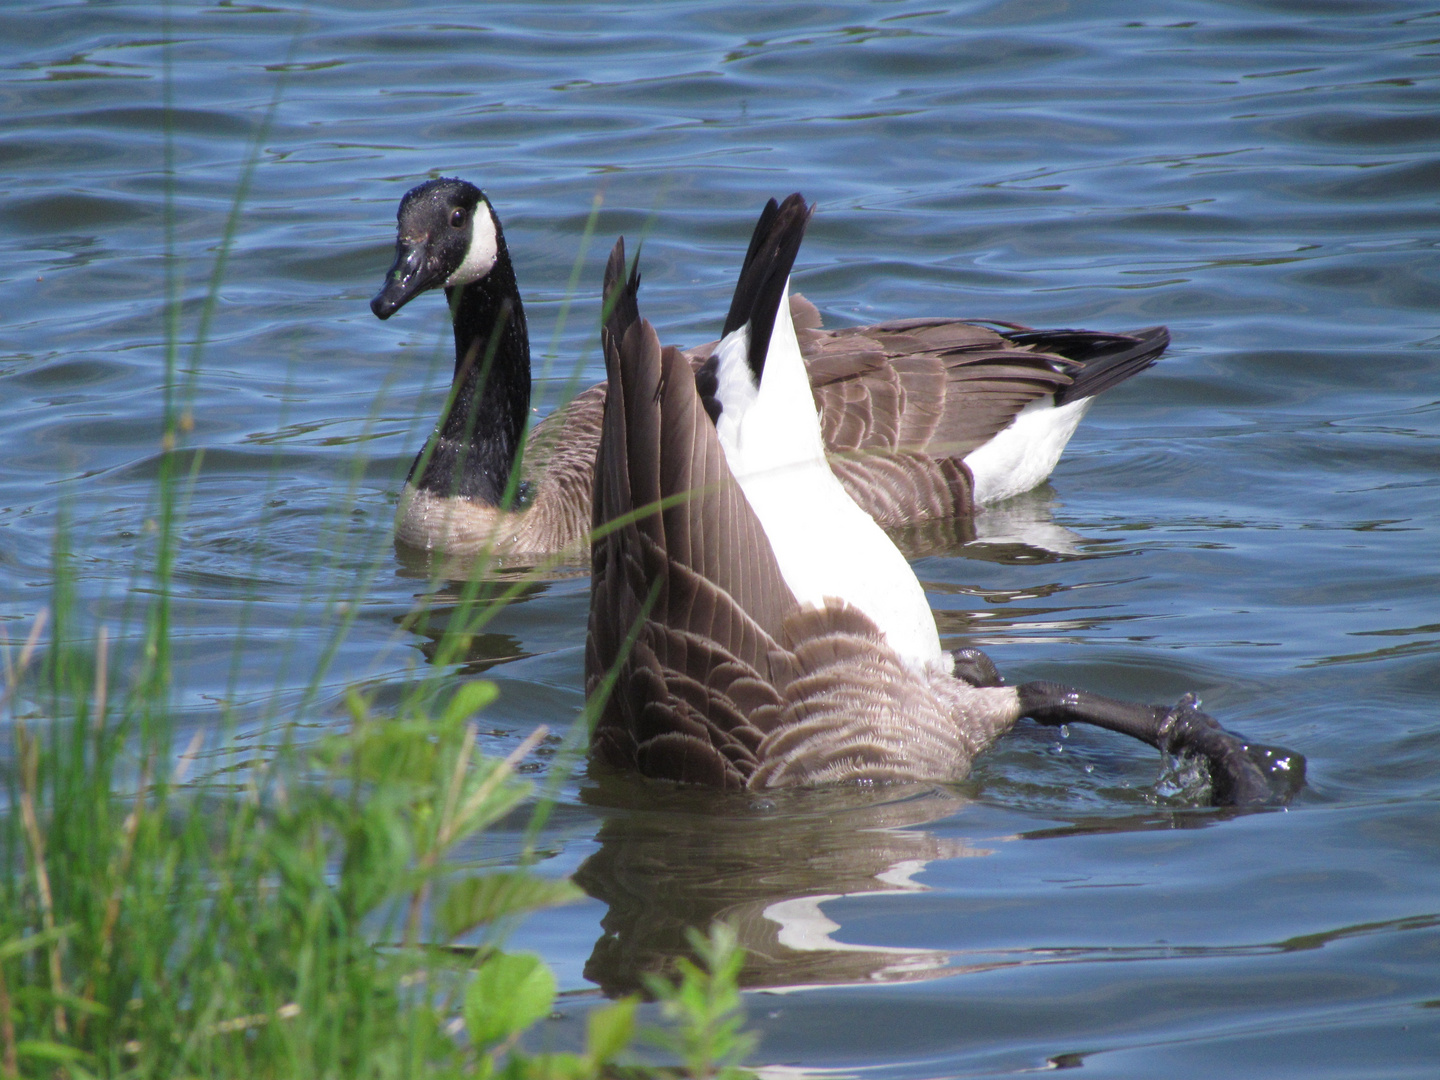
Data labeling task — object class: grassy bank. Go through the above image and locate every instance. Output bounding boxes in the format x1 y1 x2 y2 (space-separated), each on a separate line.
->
1 398 750 1080
3 580 748 1078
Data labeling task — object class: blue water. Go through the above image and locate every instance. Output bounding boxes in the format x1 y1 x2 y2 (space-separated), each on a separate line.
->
2 1 1438 1075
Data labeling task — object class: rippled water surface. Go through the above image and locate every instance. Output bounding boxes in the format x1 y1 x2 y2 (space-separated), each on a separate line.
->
3 1 1438 1075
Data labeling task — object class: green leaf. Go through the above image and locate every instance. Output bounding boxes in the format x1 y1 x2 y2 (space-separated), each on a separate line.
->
527 1051 590 1080
0 925 72 961
15 1040 88 1063
450 766 534 836
348 722 442 783
437 872 583 938
585 997 637 1065
643 923 755 1077
344 688 373 723
464 951 557 1050
338 794 418 916
442 680 500 726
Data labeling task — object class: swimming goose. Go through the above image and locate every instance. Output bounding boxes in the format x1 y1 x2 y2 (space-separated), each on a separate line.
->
372 178 1167 558
586 196 1298 806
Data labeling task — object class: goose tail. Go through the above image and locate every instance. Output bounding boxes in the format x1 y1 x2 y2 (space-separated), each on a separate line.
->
721 193 814 382
602 236 642 352
1008 325 1168 406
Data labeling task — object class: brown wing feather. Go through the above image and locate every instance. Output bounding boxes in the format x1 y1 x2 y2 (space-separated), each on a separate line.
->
514 382 607 553
586 308 802 787
825 451 973 528
804 320 1074 458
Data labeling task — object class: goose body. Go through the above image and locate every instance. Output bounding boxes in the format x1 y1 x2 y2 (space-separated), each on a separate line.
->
373 178 1168 560
587 197 1296 805
588 213 1019 786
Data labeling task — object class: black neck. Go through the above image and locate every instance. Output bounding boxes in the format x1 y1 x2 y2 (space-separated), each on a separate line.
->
408 240 532 507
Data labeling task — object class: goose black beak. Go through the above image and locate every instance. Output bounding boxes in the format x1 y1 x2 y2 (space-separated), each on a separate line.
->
371 236 443 320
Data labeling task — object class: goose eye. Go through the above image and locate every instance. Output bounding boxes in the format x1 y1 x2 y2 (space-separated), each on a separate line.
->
450 208 467 228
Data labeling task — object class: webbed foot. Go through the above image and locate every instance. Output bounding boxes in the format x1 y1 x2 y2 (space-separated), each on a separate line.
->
1157 693 1306 807
1016 682 1305 808
952 647 1005 688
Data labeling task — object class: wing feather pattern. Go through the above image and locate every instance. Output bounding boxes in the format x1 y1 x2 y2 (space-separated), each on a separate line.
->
587 239 1025 790
793 306 1168 523
750 605 1021 788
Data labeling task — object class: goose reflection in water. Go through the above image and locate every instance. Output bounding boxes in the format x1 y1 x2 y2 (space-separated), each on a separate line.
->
575 780 997 996
887 486 1094 564
572 776 1301 997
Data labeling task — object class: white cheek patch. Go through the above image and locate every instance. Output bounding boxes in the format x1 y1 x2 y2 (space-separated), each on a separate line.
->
445 207 499 287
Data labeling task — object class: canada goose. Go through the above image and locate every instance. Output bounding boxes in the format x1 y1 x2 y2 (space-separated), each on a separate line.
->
586 196 1300 806
372 178 1168 558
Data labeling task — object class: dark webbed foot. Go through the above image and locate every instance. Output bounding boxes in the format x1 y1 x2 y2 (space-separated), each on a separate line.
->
952 648 1005 688
1016 682 1305 808
1157 693 1305 806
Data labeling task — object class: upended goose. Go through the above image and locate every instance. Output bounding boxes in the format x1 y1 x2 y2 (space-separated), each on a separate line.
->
586 195 1301 806
371 178 1168 559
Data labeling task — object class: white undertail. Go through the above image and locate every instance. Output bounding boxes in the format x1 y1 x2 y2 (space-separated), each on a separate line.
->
964 396 1093 505
713 279 946 673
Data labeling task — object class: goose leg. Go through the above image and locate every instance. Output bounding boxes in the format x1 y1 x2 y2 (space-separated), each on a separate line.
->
1015 681 1303 808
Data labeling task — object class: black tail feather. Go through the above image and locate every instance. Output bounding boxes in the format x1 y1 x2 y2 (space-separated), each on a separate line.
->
729 197 780 316
1008 326 1169 406
602 236 642 350
721 193 813 384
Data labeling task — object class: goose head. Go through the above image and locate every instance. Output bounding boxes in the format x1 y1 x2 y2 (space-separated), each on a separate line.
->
371 177 502 319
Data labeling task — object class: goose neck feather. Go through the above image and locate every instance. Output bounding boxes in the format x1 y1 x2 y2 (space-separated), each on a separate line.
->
409 234 532 508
